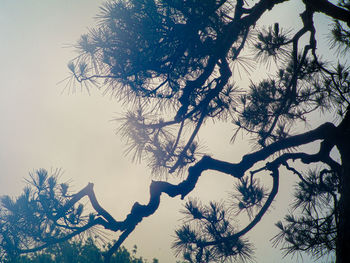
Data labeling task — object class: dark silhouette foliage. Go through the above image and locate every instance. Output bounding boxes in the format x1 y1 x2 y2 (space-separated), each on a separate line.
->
1 0 350 263
4 236 154 263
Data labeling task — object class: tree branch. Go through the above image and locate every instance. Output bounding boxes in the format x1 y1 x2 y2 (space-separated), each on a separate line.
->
16 120 337 260
303 0 350 26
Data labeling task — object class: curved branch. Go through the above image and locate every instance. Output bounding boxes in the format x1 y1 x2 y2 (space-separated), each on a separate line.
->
17 121 336 260
303 0 350 26
105 122 336 250
56 183 119 229
198 167 280 248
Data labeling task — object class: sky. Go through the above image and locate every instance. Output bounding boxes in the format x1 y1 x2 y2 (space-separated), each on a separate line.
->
0 1 341 262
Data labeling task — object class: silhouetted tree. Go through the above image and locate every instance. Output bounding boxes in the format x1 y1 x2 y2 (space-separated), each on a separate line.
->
3 236 153 263
1 0 350 262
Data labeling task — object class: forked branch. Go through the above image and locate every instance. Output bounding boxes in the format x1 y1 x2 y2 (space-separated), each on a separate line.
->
19 120 336 262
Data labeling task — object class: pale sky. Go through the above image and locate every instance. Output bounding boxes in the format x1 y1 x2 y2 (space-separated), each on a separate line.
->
0 1 339 262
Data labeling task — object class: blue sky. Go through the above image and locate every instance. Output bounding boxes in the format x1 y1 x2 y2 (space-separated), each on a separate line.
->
0 1 338 262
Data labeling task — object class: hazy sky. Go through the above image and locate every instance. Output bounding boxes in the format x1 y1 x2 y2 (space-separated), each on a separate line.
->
0 1 338 262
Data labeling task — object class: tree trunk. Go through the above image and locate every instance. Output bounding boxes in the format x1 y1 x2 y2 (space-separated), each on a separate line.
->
336 110 350 263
